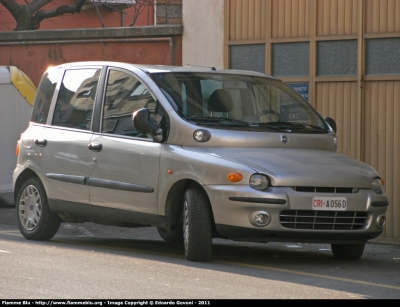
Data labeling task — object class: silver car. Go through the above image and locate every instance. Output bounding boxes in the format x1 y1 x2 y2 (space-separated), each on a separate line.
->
13 61 389 261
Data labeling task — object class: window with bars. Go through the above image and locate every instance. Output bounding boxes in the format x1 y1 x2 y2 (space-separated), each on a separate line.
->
156 0 182 25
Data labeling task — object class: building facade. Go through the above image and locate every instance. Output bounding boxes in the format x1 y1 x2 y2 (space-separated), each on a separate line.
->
0 0 182 31
0 0 183 86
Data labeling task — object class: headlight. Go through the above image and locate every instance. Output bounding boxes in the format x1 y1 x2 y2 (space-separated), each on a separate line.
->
371 178 383 194
249 174 270 190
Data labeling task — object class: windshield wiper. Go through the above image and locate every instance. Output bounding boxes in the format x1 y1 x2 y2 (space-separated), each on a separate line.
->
296 123 328 131
258 122 328 132
187 116 219 123
187 116 250 127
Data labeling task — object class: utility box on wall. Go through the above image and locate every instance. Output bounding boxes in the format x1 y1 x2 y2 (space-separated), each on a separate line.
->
0 66 35 206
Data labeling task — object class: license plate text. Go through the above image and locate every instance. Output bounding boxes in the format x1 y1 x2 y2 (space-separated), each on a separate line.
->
312 197 347 211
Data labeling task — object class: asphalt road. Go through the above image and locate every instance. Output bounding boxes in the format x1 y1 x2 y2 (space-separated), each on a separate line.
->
1 202 399 300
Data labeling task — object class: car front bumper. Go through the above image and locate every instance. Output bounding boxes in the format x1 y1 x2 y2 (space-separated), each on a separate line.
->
204 185 388 244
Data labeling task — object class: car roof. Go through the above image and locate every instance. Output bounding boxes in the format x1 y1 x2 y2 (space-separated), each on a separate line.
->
49 61 277 79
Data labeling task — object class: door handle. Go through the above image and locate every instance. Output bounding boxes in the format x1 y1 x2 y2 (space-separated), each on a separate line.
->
34 138 47 147
88 142 102 152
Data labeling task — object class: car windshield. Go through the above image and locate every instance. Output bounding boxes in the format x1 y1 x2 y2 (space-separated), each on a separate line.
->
151 72 329 133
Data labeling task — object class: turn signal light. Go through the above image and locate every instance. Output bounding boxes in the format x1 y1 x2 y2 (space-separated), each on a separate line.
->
15 143 20 157
228 172 242 182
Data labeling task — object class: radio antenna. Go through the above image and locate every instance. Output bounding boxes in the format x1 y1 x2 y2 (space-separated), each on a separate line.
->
187 64 216 71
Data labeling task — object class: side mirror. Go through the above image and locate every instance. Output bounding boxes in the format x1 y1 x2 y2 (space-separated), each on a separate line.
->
325 117 337 133
132 108 162 136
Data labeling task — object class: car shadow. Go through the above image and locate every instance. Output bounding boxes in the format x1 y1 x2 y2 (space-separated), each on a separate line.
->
0 195 14 208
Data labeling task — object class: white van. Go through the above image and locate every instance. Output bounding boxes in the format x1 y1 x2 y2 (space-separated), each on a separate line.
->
0 66 34 206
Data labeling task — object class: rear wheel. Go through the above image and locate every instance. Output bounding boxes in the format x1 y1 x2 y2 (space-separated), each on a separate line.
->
16 177 61 240
331 243 365 260
183 184 213 261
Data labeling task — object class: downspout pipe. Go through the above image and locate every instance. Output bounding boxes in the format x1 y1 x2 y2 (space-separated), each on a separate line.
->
169 37 174 65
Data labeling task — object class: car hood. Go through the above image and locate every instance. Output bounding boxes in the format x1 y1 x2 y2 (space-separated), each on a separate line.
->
183 147 379 188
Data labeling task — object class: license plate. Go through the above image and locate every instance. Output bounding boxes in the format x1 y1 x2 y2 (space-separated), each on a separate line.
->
312 197 347 211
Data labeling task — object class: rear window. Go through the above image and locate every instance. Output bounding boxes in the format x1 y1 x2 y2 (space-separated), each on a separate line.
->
51 68 100 130
31 69 62 124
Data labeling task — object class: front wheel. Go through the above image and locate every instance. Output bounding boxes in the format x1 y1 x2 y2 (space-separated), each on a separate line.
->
331 243 365 260
183 184 213 261
16 177 61 240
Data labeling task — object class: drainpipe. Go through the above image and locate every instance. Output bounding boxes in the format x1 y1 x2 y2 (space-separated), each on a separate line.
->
0 37 175 65
154 0 157 25
168 37 174 65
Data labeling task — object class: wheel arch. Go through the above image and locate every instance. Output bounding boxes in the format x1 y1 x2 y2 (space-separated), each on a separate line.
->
14 168 40 204
163 179 216 234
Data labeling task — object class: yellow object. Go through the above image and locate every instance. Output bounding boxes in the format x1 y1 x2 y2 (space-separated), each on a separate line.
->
9 66 36 106
15 142 19 157
228 172 243 182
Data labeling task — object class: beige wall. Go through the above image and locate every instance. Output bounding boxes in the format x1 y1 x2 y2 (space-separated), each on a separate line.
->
182 0 225 69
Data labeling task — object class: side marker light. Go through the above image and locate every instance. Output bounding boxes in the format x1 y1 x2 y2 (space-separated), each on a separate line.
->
228 172 242 182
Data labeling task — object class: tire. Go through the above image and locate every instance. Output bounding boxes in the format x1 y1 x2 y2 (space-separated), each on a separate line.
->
16 177 61 241
331 243 365 260
183 184 213 261
157 225 183 244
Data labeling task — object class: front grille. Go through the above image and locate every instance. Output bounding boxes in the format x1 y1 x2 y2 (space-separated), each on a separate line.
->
293 187 357 193
280 210 370 230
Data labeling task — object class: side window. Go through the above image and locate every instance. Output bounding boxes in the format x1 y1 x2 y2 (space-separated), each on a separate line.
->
31 69 62 124
52 68 100 130
101 69 156 139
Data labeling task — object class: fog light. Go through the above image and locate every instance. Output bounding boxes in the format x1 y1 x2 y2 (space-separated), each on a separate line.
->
249 211 271 227
376 215 386 229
